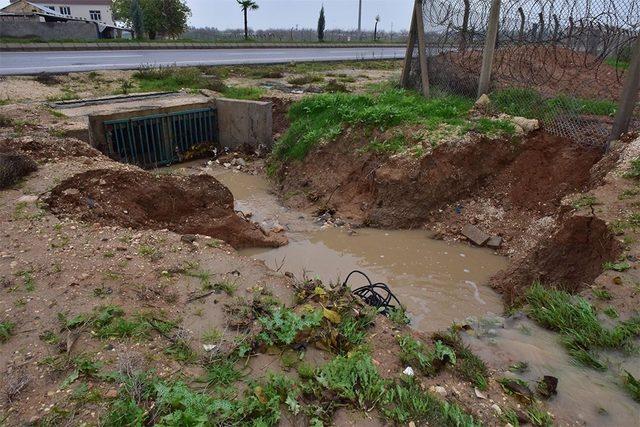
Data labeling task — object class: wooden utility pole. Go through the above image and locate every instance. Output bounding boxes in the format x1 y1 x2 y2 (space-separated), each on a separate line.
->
400 3 418 88
414 0 430 97
609 35 640 143
478 0 501 97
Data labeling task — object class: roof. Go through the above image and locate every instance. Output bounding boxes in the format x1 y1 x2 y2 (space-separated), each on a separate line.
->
30 0 112 5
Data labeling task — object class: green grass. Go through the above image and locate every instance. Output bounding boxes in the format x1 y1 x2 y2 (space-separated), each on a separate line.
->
526 283 640 370
605 57 630 70
397 335 456 377
0 321 16 343
624 157 640 180
287 73 324 85
273 89 474 161
572 195 598 209
133 65 227 92
221 86 265 100
603 261 630 272
622 370 640 402
491 88 617 120
432 330 489 390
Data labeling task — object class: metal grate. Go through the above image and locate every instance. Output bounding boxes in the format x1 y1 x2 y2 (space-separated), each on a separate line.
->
104 108 218 168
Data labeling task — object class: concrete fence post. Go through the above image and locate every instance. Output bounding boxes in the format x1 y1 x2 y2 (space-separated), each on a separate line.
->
609 34 640 143
478 0 502 97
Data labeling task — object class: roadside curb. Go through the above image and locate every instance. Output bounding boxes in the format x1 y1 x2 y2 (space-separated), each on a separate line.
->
0 42 406 52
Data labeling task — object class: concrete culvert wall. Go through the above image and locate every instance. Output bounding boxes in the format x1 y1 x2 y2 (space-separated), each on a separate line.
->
45 169 287 249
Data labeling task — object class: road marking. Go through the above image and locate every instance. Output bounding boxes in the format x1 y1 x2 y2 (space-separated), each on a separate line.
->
48 55 141 59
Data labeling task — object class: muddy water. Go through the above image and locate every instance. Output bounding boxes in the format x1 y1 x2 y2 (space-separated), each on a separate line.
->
463 316 640 427
208 167 507 332
172 164 639 425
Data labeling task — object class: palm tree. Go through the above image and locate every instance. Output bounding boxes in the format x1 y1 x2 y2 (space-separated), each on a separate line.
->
374 15 381 41
237 0 259 41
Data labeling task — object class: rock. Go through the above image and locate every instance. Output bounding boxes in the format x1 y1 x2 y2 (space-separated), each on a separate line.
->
511 116 540 133
223 162 231 168
17 195 38 203
409 422 416 427
62 188 79 196
104 389 118 399
486 236 503 249
537 375 558 399
474 387 487 399
462 224 490 246
272 224 286 233
203 344 217 352
402 366 415 377
432 385 447 396
475 94 491 108
181 234 198 244
491 404 503 415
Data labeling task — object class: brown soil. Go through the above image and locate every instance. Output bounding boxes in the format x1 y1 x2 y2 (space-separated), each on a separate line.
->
492 215 622 304
264 96 291 139
45 169 287 249
0 132 100 162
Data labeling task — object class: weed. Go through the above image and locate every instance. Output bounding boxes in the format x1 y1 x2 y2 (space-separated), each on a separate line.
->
572 195 598 209
622 370 640 402
39 330 60 345
103 250 115 258
603 306 619 319
366 133 410 154
138 244 161 260
526 283 640 370
133 65 226 92
287 73 324 85
619 188 640 199
592 287 612 300
317 349 386 409
273 89 474 161
432 329 489 390
205 239 223 248
222 86 265 100
526 403 554 427
603 261 630 272
624 157 640 179
0 321 16 343
257 307 323 346
205 358 243 387
323 79 349 93
388 306 411 326
47 108 66 118
381 379 479 426
17 269 35 291
202 327 222 343
509 361 529 373
472 117 516 137
398 335 455 376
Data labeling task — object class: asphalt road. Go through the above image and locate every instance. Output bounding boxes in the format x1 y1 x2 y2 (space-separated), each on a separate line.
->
0 47 406 75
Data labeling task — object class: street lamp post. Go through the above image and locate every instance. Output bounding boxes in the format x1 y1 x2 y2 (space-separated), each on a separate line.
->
358 0 362 40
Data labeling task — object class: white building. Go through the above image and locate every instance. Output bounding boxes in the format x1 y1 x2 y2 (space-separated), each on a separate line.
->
4 0 115 26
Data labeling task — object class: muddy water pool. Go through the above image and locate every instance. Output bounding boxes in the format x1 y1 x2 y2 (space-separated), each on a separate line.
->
172 163 639 426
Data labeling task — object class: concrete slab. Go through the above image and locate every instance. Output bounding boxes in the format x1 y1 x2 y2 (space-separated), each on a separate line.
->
216 98 273 150
462 224 491 246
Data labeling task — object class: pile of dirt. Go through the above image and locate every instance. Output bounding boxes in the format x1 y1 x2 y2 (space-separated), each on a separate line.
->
491 215 622 305
0 133 100 162
0 153 37 189
45 169 287 249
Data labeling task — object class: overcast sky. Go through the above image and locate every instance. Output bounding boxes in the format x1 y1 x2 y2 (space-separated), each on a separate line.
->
0 0 415 31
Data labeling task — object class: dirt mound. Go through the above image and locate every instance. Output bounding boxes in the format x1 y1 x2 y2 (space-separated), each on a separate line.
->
0 153 37 189
264 97 291 139
46 169 287 249
491 215 621 304
0 134 100 162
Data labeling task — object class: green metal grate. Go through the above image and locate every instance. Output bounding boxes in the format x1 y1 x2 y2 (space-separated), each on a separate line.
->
104 108 218 168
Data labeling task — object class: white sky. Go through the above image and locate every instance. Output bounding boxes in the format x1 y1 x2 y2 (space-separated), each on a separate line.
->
0 0 415 31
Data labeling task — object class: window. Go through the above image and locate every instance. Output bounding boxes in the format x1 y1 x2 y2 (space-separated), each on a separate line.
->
89 10 102 21
47 6 55 10
59 6 71 15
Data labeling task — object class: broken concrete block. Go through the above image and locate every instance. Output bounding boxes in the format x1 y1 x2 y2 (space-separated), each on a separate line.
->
486 236 503 249
462 224 490 246
511 116 540 133
475 94 491 108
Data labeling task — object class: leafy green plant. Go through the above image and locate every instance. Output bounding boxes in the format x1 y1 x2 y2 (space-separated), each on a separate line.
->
0 321 16 343
257 307 323 346
603 261 630 272
624 157 640 179
572 195 598 209
622 370 640 402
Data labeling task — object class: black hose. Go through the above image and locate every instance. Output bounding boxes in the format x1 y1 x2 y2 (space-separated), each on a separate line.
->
344 270 403 315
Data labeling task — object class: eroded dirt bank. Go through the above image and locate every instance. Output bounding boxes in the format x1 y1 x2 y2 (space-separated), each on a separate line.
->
277 129 623 303
46 168 287 249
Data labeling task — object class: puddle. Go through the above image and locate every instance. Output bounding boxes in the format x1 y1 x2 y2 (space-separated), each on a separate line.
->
210 167 507 332
463 316 640 427
169 163 639 424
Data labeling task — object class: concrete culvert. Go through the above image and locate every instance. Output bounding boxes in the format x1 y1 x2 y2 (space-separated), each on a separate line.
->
45 169 287 249
0 153 38 189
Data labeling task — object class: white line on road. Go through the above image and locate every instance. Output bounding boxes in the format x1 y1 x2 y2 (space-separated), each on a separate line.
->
48 55 142 59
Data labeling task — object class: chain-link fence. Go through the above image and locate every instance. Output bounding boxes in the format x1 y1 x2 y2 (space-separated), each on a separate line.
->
405 0 640 147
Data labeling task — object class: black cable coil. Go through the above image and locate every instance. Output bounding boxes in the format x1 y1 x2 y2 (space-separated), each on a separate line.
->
344 270 403 315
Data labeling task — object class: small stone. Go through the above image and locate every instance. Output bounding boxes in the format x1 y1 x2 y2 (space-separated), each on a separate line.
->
223 163 231 168
181 234 198 244
462 224 490 246
272 225 285 233
486 236 503 249
613 276 623 285
511 116 540 133
429 385 447 396
104 389 118 399
203 344 217 352
409 422 416 427
62 188 79 196
402 366 415 377
491 404 502 415
475 94 491 108
17 195 38 203
474 387 487 399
